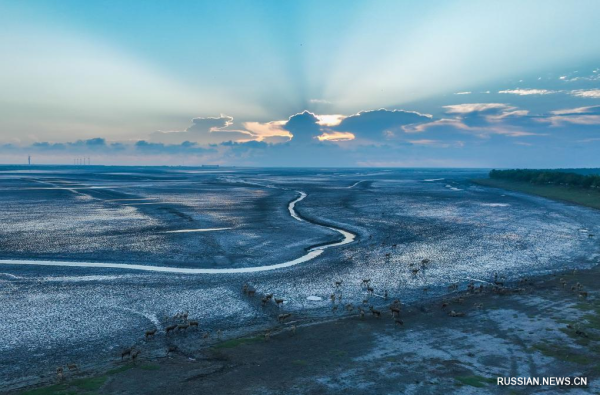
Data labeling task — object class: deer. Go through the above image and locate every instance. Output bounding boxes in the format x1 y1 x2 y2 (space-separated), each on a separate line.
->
217 329 222 339
265 293 273 300
383 290 388 300
394 318 404 326
362 279 371 287
332 305 338 313
390 306 401 317
56 367 64 381
177 323 190 331
242 284 249 294
275 298 285 307
261 297 269 306
423 287 429 294
330 293 336 302
335 280 343 287
579 291 588 299
189 320 199 328
369 306 381 318
247 289 256 297
67 363 78 371
448 310 466 317
358 307 365 319
345 303 354 312
131 350 140 364
121 348 132 360
421 258 430 265
367 286 374 295
145 329 157 339
278 313 291 322
165 324 177 335
290 325 296 335
203 331 210 340
411 268 420 275
166 345 177 356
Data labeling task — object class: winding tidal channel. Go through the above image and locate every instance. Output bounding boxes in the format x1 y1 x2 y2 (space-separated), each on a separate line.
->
0 191 356 274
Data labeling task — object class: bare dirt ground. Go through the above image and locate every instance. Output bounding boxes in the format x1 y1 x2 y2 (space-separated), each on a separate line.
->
14 265 600 395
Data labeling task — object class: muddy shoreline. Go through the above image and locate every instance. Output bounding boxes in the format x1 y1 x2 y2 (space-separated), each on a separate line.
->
10 263 600 394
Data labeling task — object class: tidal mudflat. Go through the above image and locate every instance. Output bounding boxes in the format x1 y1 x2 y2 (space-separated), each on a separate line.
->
1 166 599 393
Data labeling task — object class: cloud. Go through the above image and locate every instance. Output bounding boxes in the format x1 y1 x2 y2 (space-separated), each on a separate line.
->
541 105 600 126
149 115 253 144
404 103 543 139
454 92 471 95
570 89 600 98
242 120 291 142
498 89 557 95
443 103 510 114
309 99 332 104
315 114 346 127
331 109 432 140
317 131 355 141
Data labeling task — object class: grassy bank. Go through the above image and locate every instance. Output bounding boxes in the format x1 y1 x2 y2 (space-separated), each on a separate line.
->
473 178 600 210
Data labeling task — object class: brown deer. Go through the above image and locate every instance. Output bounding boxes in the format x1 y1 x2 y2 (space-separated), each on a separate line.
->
177 323 190 331
394 318 404 326
358 307 365 319
261 297 269 306
275 298 284 307
189 320 199 328
411 268 419 275
330 293 336 302
121 348 132 360
203 331 210 340
67 363 78 371
367 286 374 295
278 313 291 322
265 293 273 300
579 291 588 299
131 350 140 363
165 324 177 335
145 329 157 339
421 258 430 265
390 306 401 317
56 367 63 381
369 306 381 318
242 284 249 294
247 289 256 297
166 345 177 356
448 310 466 317
335 280 343 287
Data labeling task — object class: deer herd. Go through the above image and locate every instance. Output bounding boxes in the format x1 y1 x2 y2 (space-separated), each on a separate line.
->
55 255 594 384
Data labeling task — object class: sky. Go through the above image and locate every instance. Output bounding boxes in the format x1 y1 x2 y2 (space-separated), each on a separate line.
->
1 0 600 167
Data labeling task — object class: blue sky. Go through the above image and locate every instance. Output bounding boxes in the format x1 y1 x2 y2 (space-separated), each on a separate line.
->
1 0 600 167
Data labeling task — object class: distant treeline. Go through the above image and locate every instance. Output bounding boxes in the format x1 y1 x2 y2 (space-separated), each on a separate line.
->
489 169 600 189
